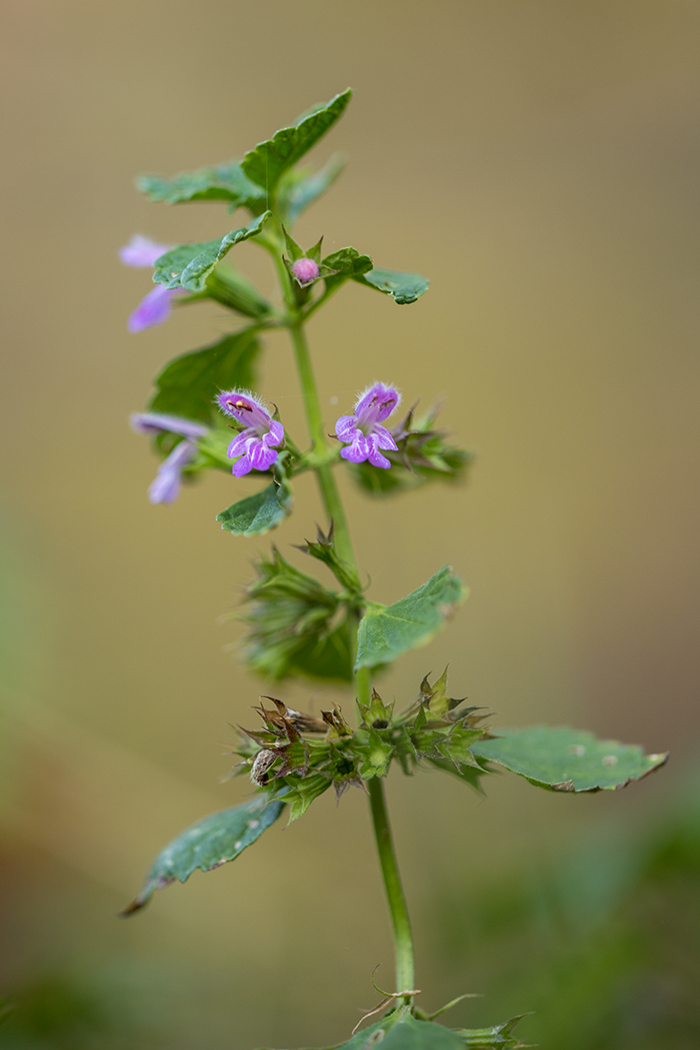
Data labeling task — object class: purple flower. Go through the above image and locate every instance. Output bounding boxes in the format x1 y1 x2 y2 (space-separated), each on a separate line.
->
216 390 284 477
291 258 320 285
335 382 401 469
130 412 208 441
120 234 180 333
130 412 209 505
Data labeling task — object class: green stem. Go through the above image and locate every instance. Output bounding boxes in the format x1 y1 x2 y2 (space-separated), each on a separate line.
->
271 233 416 1003
368 777 416 1000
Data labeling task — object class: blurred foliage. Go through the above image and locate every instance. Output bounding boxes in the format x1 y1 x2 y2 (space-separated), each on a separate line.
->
426 771 700 1050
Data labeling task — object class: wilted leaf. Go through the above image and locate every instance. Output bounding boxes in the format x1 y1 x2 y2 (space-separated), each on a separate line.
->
355 566 467 670
136 161 266 209
242 90 352 191
149 329 260 424
153 212 271 292
471 726 668 792
217 477 293 537
121 793 284 915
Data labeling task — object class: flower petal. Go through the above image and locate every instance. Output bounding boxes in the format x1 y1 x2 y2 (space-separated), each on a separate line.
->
267 419 285 447
248 441 278 472
340 436 371 464
335 415 361 443
231 453 253 477
147 440 196 504
373 424 398 451
131 412 208 440
367 440 392 469
217 389 272 431
128 285 176 333
227 430 255 458
354 382 401 426
120 235 172 268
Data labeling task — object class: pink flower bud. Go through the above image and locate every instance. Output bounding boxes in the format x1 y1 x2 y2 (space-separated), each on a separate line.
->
291 257 320 285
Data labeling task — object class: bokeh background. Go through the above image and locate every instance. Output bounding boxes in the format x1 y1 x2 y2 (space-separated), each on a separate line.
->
1 1 699 1047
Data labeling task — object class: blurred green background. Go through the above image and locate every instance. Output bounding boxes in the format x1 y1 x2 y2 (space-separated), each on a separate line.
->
1 1 699 1047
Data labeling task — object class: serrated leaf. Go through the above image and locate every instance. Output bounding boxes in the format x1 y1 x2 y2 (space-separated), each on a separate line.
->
217 477 293 537
153 212 271 292
353 267 430 305
471 726 668 792
136 161 266 208
121 793 284 915
149 329 260 424
281 153 346 225
242 89 352 191
355 566 468 670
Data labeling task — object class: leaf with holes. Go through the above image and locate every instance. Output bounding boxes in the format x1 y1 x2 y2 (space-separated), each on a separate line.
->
242 89 352 191
121 793 284 915
471 726 668 792
149 328 260 424
355 566 467 671
153 212 271 292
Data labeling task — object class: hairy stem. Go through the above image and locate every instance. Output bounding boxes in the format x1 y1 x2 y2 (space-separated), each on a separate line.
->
368 777 416 1000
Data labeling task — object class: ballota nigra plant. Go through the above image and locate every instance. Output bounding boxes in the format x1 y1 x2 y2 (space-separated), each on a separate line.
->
119 89 668 1049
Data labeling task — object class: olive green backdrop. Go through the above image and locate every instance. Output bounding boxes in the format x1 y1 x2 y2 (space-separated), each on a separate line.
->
1 1 699 1047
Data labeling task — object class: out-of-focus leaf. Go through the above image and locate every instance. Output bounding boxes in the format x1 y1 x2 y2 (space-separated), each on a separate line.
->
471 726 668 792
242 89 352 191
354 267 430 305
455 1014 530 1047
282 1012 476 1050
280 153 346 225
241 548 354 682
153 212 271 292
217 477 293 537
203 267 273 319
121 793 284 915
355 566 467 670
136 161 266 209
149 329 260 424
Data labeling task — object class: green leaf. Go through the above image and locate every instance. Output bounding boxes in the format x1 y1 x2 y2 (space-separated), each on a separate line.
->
241 548 354 682
455 1015 529 1048
242 89 352 191
120 793 284 915
282 774 332 823
321 246 373 293
149 329 260 425
471 726 669 792
217 477 293 537
280 153 346 225
153 212 271 292
203 267 273 319
355 566 468 670
354 267 430 305
288 1013 465 1050
136 161 267 209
